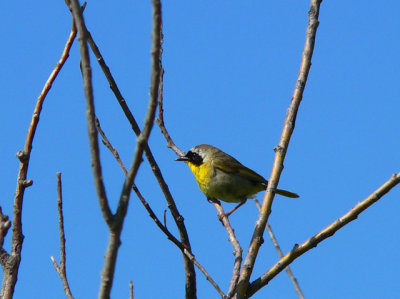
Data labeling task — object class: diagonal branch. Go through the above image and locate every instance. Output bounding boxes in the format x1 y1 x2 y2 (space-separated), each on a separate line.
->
211 201 242 299
1 16 78 299
114 0 162 223
247 172 400 297
92 1 162 297
96 118 225 298
156 68 185 157
69 0 113 228
51 173 74 299
253 199 304 299
84 13 197 297
236 1 323 296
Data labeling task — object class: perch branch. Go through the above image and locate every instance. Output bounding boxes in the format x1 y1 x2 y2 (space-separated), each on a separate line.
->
210 201 242 298
51 173 74 299
247 172 400 297
84 9 197 297
96 118 225 298
236 1 323 296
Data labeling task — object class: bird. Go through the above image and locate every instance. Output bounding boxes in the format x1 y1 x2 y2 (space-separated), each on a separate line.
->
176 144 299 216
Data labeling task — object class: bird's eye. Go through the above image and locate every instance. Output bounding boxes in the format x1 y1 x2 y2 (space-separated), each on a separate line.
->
186 151 203 165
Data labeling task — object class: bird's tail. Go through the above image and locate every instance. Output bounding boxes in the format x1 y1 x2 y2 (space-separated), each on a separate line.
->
276 188 299 198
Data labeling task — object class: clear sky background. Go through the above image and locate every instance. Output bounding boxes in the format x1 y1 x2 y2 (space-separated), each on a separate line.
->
1 1 399 298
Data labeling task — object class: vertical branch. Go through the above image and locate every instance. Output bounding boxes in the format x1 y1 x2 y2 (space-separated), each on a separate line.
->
129 281 134 299
1 19 78 299
236 1 323 297
51 173 74 299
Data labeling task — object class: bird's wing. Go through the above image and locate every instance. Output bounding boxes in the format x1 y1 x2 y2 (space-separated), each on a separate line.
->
212 152 267 185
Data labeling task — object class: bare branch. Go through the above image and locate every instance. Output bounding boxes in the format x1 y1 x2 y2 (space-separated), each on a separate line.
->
183 248 226 299
247 172 400 297
84 4 197 296
253 199 304 299
129 281 134 299
69 0 113 228
96 118 224 298
210 201 242 299
51 173 74 299
96 117 128 175
90 1 164 297
156 68 185 157
236 1 323 296
1 16 78 299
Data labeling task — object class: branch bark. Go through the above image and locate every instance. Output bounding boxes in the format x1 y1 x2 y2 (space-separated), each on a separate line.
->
210 201 242 299
0 18 77 299
51 173 74 299
236 1 323 297
247 172 400 297
84 13 197 297
96 118 223 298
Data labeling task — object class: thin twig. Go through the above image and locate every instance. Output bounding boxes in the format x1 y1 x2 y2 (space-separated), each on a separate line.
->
96 118 225 298
184 248 226 299
156 68 185 157
247 172 400 297
129 281 134 299
84 9 197 296
51 173 74 299
95 117 128 174
1 16 78 299
253 199 304 299
236 1 323 297
211 201 242 299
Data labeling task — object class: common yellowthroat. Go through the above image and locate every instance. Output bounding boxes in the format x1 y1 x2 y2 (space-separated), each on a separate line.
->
176 144 299 215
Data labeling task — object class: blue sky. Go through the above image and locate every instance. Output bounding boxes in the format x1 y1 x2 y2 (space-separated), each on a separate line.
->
1 1 399 298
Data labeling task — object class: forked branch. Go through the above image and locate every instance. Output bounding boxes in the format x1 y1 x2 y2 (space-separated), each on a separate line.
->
236 1 323 296
247 173 400 297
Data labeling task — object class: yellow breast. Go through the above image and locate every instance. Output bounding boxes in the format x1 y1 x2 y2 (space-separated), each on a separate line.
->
187 161 214 195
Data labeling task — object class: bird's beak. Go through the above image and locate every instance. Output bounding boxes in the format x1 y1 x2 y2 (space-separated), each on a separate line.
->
175 156 189 162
